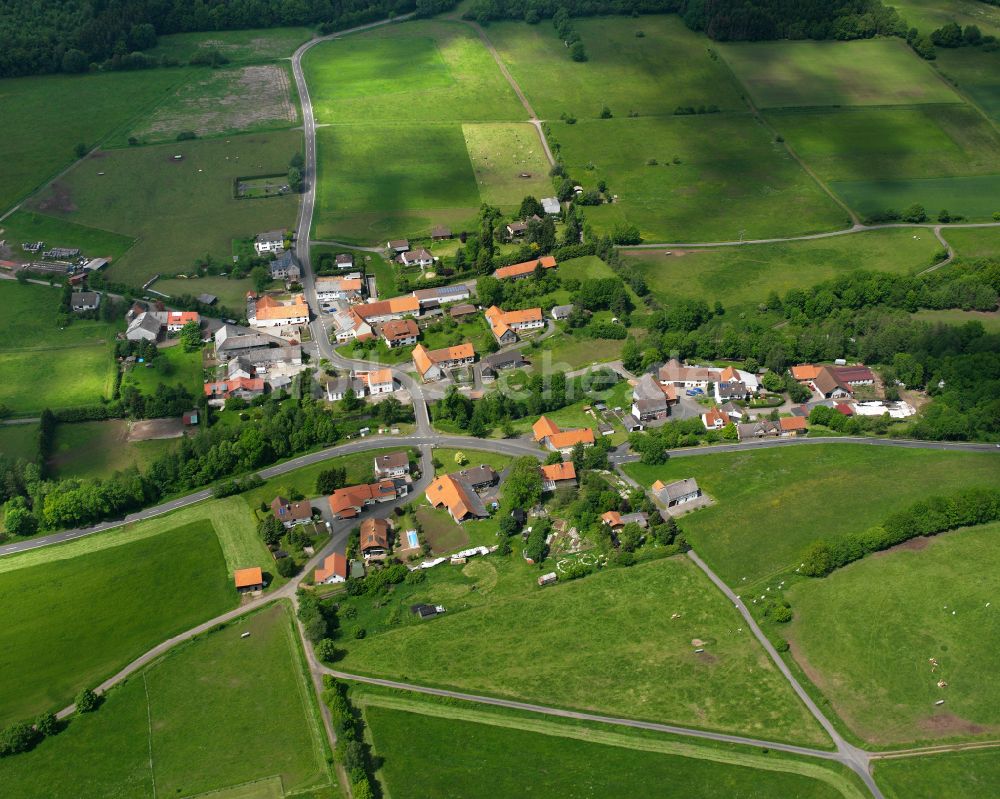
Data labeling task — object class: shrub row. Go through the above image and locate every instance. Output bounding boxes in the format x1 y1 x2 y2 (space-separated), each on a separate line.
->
323 678 377 798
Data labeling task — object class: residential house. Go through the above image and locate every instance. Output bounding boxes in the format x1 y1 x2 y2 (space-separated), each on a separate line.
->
494 255 557 280
335 253 354 269
412 284 471 307
360 518 392 559
227 356 255 380
254 229 285 255
718 365 760 395
631 373 670 423
381 318 419 348
485 306 544 344
314 553 348 585
354 295 420 325
203 377 265 405
540 461 577 492
480 350 526 378
813 367 852 399
387 239 410 254
779 416 808 437
328 479 407 519
701 405 731 430
234 567 264 593
456 465 498 491
125 312 163 342
397 248 433 268
270 250 301 282
601 511 649 530
550 304 574 321
505 220 528 238
166 310 200 332
374 451 410 479
718 401 745 421
425 474 488 522
315 276 363 303
737 419 780 440
247 293 309 329
652 478 702 508
541 197 561 215
70 291 100 312
791 364 821 383
331 308 373 342
412 342 475 382
324 376 366 401
362 368 394 395
659 358 722 390
715 380 749 403
532 415 595 455
271 496 312 528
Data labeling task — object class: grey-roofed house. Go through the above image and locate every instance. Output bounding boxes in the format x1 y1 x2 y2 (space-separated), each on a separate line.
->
374 451 410 479
715 381 749 403
227 356 255 380
737 419 780 440
622 414 643 432
125 311 163 342
197 293 217 305
457 465 498 491
631 373 669 422
550 304 574 320
480 350 526 377
653 478 702 508
214 324 283 357
718 401 745 420
254 229 285 255
268 375 292 391
324 376 366 401
541 197 561 215
70 291 100 312
270 250 301 282
335 253 355 268
245 345 302 367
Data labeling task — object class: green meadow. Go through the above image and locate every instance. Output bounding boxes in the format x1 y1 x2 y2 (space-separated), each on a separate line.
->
146 26 315 65
0 423 39 463
624 228 942 310
487 15 744 119
946 225 1000 259
831 175 1000 221
47 420 177 481
336 556 829 746
934 47 1000 122
892 0 1000 38
0 604 338 799
622 445 1000 586
121 342 205 398
875 748 1000 799
462 123 552 207
0 210 134 262
719 39 961 108
549 115 846 242
787 523 1000 746
154 273 258 308
913 309 1000 333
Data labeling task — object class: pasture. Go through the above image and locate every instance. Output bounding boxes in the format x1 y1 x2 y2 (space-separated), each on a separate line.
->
0 70 182 213
831 175 1000 222
875 748 1000 799
0 210 134 262
487 15 744 119
786 523 1000 746
304 20 523 123
335 556 829 745
0 604 337 799
0 520 234 727
146 26 314 65
28 131 302 287
719 39 961 108
366 702 862 799
48 420 176 480
549 115 846 242
312 124 480 243
622 445 1000 586
624 228 942 310
0 423 38 463
935 47 1000 122
121 64 299 144
946 226 1000 259
462 123 552 207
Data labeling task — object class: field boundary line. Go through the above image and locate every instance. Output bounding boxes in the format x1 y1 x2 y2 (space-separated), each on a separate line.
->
143 672 158 799
360 694 867 798
183 775 284 799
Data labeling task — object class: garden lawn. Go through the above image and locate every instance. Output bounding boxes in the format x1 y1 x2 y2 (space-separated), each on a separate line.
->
0 423 39 462
154 274 257 309
766 105 1000 183
0 604 337 799
366 702 861 799
304 20 523 123
549 115 846 242
875 748 1000 799
0 69 183 213
831 175 1000 222
719 39 961 108
121 342 204 398
0 520 234 727
0 210 134 262
433 447 513 475
624 228 942 310
622 444 1000 586
48 420 176 480
28 131 302 288
946 225 1000 258
313 124 480 243
934 47 1000 122
488 15 744 120
146 26 314 65
786 523 1000 746
415 504 469 554
462 123 552 208
913 309 1000 333
336 556 829 745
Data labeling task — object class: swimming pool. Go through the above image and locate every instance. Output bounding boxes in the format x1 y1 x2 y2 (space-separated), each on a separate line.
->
406 530 419 548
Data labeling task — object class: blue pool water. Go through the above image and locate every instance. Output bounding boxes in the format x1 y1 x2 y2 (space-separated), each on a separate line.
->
407 530 419 548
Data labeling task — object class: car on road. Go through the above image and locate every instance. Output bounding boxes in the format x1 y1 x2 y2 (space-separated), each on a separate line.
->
686 388 703 396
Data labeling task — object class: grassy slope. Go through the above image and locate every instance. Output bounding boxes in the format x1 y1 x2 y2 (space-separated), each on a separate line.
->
367 703 853 799
891 0 1000 38
0 604 337 799
0 521 234 726
336 556 829 746
0 210 134 262
0 70 183 213
549 115 846 242
624 228 941 310
947 226 1000 258
48 420 176 480
913 308 1000 333
28 131 301 288
462 122 552 208
875 748 1000 799
154 274 260 308
831 175 1000 221
786 523 1000 746
622 445 1000 586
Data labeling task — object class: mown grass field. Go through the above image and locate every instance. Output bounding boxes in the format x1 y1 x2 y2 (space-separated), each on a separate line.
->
48 420 177 480
549 115 846 242
462 123 552 207
366 701 861 799
832 175 1000 221
335 556 829 745
488 15 744 119
29 131 301 287
313 123 480 242
304 20 523 123
913 308 1000 333
0 520 234 727
718 39 961 108
935 47 1000 122
0 69 183 213
786 523 1000 746
875 747 1000 799
0 604 338 799
946 225 1000 258
622 445 1000 586
0 210 135 262
146 26 315 65
624 228 942 310
0 423 38 463
121 342 204 398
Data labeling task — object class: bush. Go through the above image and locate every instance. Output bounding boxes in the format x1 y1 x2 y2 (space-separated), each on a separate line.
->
75 688 100 713
35 712 59 738
774 638 790 653
405 568 426 584
176 131 197 141
0 721 40 757
765 600 792 623
316 638 339 662
276 557 299 577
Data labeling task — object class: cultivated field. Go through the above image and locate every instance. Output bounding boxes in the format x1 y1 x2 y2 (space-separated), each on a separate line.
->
336 556 829 745
718 39 961 108
48 420 177 480
312 124 480 242
146 26 315 65
304 20 523 123
0 604 337 799
28 131 302 287
122 64 299 144
786 523 1000 746
366 701 863 799
549 115 846 242
0 70 183 213
622 445 1000 586
0 210 134 263
832 175 1000 221
487 15 744 119
624 228 943 310
462 123 552 207
0 282 118 413
0 520 234 727
935 47 1000 121
875 748 1000 799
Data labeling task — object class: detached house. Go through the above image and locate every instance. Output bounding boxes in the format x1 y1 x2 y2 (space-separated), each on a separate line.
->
737 419 780 440
485 306 544 344
315 276 363 303
360 518 392 559
412 342 475 382
397 248 433 268
270 250 301 282
381 318 419 348
425 473 488 522
247 293 309 329
166 310 200 332
361 368 394 395
813 367 852 399
532 415 595 456
540 461 576 492
70 291 101 312
374 451 410 479
254 229 286 255
652 478 702 508
271 496 312 528
314 553 348 585
701 406 732 430
631 373 670 423
328 479 408 519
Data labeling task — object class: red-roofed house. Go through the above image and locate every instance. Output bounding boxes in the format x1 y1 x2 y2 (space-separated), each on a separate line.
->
314 553 348 584
701 406 731 430
540 461 577 491
328 480 406 519
166 310 200 332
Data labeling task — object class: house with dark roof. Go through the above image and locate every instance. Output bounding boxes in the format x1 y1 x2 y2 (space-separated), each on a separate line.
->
455 465 498 491
652 478 702 508
374 451 410 479
813 367 852 399
737 419 780 440
271 496 312 528
270 250 301 282
70 291 100 312
360 517 392 558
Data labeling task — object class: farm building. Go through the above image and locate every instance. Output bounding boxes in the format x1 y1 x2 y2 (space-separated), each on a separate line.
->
234 567 264 593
